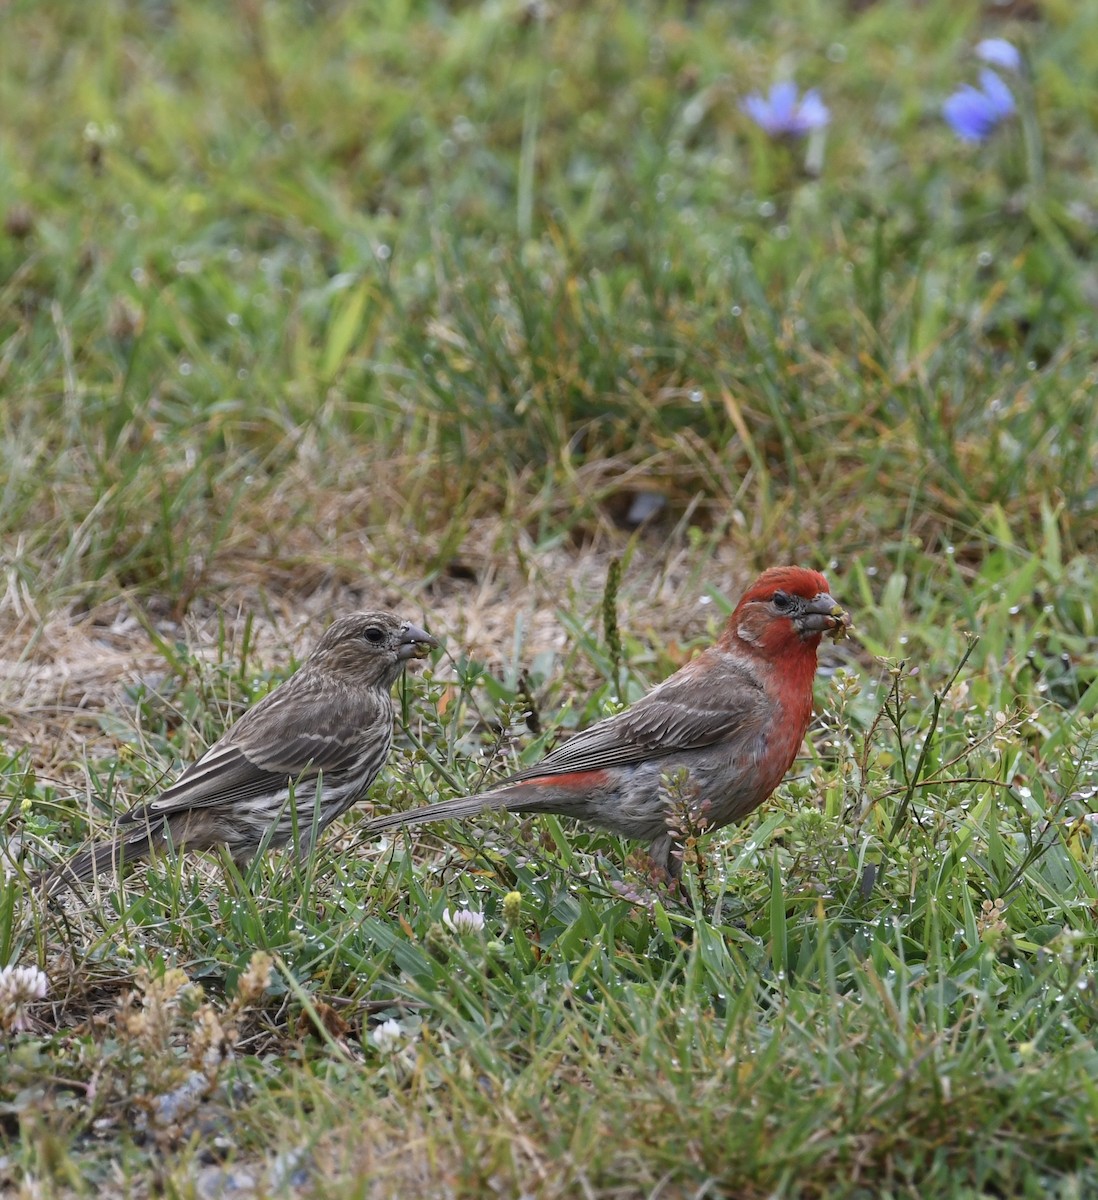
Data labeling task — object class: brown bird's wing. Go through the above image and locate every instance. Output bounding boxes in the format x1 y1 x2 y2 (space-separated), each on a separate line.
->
124 744 296 824
125 680 393 822
505 651 768 781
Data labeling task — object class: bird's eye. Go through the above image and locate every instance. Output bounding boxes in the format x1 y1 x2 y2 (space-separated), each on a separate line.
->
772 591 793 611
363 626 385 644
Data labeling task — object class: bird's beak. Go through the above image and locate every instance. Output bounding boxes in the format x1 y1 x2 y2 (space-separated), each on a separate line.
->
797 593 853 641
398 623 439 660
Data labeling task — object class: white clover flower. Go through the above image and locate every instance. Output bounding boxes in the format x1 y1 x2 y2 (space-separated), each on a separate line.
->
442 908 486 935
370 1018 404 1053
0 964 49 1033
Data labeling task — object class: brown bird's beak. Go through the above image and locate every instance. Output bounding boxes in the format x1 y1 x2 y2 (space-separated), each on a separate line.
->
398 623 439 660
797 593 853 642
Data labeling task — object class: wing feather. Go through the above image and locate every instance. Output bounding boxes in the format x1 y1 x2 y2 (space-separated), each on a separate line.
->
506 650 766 781
126 675 393 822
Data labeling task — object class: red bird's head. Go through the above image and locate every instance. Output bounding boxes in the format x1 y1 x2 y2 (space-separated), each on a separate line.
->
724 566 851 661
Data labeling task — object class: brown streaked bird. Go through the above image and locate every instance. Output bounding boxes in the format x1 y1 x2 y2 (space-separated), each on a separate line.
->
45 611 437 893
364 567 851 878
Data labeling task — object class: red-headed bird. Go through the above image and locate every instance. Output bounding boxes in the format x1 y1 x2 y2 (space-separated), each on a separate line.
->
44 611 437 893
365 567 850 877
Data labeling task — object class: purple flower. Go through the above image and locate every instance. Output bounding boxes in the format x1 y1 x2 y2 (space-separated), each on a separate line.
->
942 69 1015 142
975 39 1021 73
741 82 830 139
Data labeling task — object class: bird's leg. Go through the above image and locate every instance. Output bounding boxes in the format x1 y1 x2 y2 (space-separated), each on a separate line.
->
217 847 257 902
645 832 683 890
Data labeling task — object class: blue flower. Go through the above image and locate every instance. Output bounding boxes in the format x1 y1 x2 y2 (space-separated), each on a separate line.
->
975 39 1021 73
942 69 1015 142
741 82 830 139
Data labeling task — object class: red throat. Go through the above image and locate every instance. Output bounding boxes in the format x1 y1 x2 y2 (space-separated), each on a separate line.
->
725 616 822 677
720 564 831 684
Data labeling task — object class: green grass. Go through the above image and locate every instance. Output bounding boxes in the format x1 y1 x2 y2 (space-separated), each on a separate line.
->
2 0 1098 1195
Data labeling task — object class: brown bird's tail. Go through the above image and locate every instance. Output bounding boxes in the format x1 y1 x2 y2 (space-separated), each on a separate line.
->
366 791 515 835
40 820 167 896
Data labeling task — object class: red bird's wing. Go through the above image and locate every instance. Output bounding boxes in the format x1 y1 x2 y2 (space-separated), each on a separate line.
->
505 651 768 780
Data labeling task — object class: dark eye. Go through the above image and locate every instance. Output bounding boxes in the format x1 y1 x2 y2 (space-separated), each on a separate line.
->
772 591 793 611
363 626 385 644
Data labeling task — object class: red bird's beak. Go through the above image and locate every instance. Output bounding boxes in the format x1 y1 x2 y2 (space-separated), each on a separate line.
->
796 593 852 641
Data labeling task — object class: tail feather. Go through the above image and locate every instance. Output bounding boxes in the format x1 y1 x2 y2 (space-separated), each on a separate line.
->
41 821 166 896
366 791 514 835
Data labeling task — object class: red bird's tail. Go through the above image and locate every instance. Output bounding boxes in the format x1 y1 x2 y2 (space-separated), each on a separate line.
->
366 791 515 835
